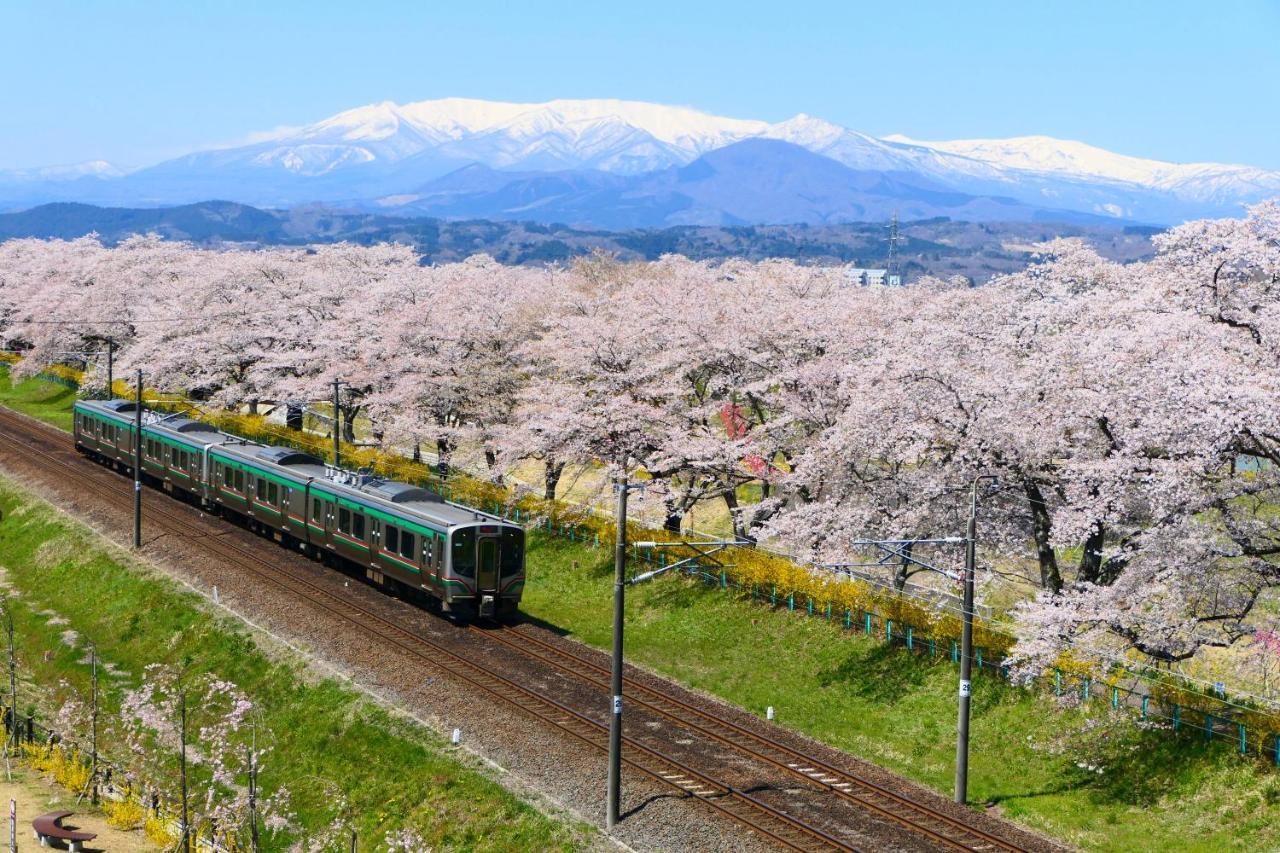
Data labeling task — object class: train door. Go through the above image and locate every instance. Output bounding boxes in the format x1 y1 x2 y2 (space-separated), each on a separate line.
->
477 535 500 594
369 518 383 567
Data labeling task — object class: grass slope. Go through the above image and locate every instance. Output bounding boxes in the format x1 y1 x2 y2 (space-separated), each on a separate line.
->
6 372 1280 850
0 476 590 850
522 534 1280 851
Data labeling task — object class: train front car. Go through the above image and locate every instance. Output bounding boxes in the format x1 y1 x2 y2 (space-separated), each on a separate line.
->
446 520 525 621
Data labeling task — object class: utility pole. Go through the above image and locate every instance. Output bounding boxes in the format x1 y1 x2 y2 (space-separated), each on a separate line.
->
180 690 190 853
133 370 143 549
332 379 342 468
955 474 997 804
607 476 631 831
105 339 114 398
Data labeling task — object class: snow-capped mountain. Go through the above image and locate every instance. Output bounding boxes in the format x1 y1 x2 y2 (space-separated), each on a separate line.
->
2 97 1277 226
886 133 1280 211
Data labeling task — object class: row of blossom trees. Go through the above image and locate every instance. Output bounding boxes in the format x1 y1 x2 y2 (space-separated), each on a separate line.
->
3 203 1279 674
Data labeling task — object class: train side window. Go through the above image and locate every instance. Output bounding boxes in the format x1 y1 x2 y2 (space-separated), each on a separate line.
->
352 513 366 541
268 483 279 504
235 470 244 492
385 525 399 554
338 508 351 534
311 497 322 521
423 536 434 567
400 531 415 561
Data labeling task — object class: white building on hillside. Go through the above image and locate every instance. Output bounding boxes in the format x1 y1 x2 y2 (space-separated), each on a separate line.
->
844 267 902 288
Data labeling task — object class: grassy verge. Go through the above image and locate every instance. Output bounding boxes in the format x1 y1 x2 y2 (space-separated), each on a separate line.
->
521 534 1280 852
7 372 1280 850
0 369 76 431
0 476 592 850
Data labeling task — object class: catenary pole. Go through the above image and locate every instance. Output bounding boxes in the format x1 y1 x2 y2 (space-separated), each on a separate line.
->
133 370 142 549
105 339 114 398
606 476 628 830
332 379 341 468
955 474 995 804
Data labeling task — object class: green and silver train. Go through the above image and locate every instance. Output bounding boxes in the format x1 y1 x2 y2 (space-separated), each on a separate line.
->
73 399 525 620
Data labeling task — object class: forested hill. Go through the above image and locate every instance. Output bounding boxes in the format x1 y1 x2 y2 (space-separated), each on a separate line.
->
0 201 1160 281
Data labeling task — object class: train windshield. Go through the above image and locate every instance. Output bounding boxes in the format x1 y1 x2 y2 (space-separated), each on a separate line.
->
451 527 476 578
501 527 524 577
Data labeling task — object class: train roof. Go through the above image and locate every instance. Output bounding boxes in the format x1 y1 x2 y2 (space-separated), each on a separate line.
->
208 435 500 530
77 399 516 533
76 398 139 415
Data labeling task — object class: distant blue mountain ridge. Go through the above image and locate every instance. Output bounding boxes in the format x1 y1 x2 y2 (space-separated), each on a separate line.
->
3 97 1276 228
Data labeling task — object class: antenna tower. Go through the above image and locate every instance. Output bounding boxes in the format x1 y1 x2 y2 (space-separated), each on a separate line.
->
886 210 901 284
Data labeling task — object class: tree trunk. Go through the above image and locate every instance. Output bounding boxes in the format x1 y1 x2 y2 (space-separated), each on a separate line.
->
412 442 421 463
247 399 259 416
341 406 357 442
436 437 453 479
663 498 683 534
1024 479 1063 593
484 448 503 485
544 460 565 502
722 490 754 542
1078 521 1105 584
893 541 914 591
285 404 303 431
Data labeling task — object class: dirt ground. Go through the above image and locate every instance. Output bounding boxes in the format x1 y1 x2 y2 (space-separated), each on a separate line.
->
0 765 154 852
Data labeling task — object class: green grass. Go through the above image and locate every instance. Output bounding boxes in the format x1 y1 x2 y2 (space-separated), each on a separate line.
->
0 368 76 431
0 477 591 851
8 371 1280 850
522 534 1280 852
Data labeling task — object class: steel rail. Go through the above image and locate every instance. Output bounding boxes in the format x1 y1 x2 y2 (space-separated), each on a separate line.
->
477 623 1028 852
0 408 854 853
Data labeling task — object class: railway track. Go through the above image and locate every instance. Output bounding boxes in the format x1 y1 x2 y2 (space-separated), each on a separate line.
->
0 405 1045 852
478 624 1026 852
0 407 853 852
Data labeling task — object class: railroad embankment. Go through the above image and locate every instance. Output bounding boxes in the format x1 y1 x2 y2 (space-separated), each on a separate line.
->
0 468 593 850
4 370 1280 851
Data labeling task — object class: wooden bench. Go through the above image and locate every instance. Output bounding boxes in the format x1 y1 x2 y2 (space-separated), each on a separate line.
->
32 811 96 852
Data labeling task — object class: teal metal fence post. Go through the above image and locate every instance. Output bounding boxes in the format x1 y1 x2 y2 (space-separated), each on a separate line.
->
865 613 872 635
788 593 794 611
807 598 813 616
720 570 726 589
1275 735 1280 767
1111 687 1119 709
771 585 777 607
885 620 893 642
906 626 913 650
845 609 851 629
929 638 936 658
1140 695 1148 719
1173 704 1181 731
825 603 831 621
1239 724 1247 755
1082 678 1090 700
976 648 983 670
1205 714 1214 743
951 640 958 663
1055 669 1062 696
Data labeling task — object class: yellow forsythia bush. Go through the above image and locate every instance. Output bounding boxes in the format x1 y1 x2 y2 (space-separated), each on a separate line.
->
144 814 179 849
22 744 91 793
104 798 145 830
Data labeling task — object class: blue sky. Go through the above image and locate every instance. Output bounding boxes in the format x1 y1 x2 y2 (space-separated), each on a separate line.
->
4 0 1278 170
